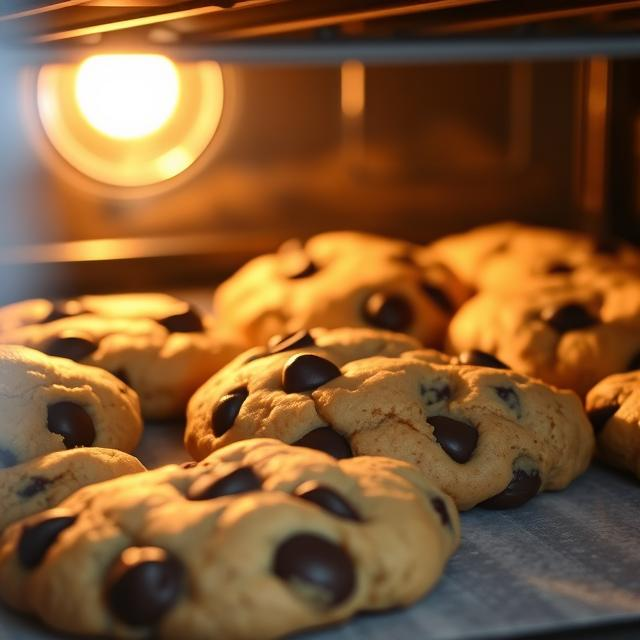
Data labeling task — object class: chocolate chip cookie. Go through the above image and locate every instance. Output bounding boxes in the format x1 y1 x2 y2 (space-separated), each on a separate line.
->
0 448 144 531
447 269 640 396
186 329 593 510
0 438 459 639
0 345 142 467
186 326 427 460
429 221 640 291
0 300 242 419
586 371 640 479
213 231 470 349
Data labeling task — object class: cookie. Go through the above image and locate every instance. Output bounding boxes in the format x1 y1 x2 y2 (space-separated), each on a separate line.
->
186 329 593 510
186 327 426 460
447 269 640 396
586 371 640 478
0 448 144 531
0 438 459 639
0 293 201 334
0 301 242 420
0 345 142 467
429 222 640 291
213 231 469 349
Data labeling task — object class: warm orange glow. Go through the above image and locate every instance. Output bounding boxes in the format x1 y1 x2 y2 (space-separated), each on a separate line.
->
75 54 180 140
34 57 225 188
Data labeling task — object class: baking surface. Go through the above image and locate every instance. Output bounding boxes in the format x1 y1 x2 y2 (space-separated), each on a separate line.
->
1 422 639 640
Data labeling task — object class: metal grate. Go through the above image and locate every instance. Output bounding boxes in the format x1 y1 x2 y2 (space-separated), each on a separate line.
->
1 0 638 44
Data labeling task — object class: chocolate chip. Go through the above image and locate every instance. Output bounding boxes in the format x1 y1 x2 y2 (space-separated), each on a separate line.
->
47 402 96 449
18 511 76 568
587 404 619 434
180 461 197 469
627 352 640 371
295 482 361 521
493 386 521 417
362 293 413 332
420 283 454 314
0 448 17 469
420 383 451 405
211 386 248 437
157 306 204 333
546 261 574 275
427 415 478 463
593 235 621 255
282 354 341 393
431 497 450 527
541 303 597 333
274 534 355 606
114 369 130 386
43 335 98 362
457 350 509 370
480 468 541 509
106 547 184 627
293 427 352 459
18 476 54 498
278 240 318 279
187 466 261 500
268 330 315 354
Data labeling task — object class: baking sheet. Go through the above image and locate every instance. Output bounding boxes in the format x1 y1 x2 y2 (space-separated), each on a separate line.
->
1 422 640 640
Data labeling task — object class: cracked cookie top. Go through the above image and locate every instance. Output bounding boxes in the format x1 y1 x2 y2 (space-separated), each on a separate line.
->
213 231 470 350
0 439 458 640
186 328 593 510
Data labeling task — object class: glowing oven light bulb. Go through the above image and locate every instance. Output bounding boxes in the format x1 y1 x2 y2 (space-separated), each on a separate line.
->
74 54 180 140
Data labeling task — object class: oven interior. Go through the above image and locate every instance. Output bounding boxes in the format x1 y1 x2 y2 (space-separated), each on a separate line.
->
1 0 640 303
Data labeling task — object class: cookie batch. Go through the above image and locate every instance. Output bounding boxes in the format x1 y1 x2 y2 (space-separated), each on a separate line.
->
0 223 638 639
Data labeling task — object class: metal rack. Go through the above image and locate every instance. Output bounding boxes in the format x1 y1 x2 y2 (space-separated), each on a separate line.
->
2 0 640 46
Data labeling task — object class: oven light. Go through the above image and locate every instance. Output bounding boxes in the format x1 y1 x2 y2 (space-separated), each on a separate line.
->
75 54 180 140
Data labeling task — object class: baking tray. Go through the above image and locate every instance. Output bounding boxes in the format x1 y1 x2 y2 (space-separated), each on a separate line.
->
1 420 639 640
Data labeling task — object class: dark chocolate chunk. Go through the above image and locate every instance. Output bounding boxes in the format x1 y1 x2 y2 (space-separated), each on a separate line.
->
211 386 249 437
18 512 76 568
480 468 541 509
114 369 130 387
431 497 450 527
43 335 98 362
420 383 451 405
457 350 509 370
541 303 597 333
282 354 341 393
273 534 355 606
546 261 574 275
420 283 454 314
493 386 521 416
293 427 352 460
106 547 184 627
277 240 318 279
362 293 413 332
627 352 640 371
268 330 315 354
157 306 204 333
427 415 478 463
587 404 619 434
47 402 96 449
0 448 17 469
18 475 54 499
295 482 361 521
593 235 621 255
187 466 261 500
